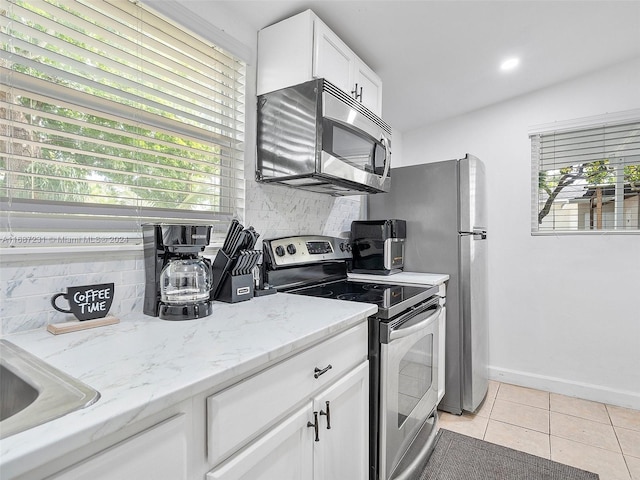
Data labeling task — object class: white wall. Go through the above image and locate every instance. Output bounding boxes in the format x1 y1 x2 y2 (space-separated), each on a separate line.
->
401 57 640 409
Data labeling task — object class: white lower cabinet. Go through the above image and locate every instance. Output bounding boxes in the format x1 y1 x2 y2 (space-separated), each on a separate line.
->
208 361 368 480
206 322 369 480
206 405 314 480
50 414 188 480
312 361 369 480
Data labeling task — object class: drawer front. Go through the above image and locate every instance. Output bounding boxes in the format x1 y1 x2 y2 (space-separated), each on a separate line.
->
207 321 367 466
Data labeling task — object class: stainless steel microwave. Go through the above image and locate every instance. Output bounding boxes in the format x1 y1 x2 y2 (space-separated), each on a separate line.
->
256 78 392 196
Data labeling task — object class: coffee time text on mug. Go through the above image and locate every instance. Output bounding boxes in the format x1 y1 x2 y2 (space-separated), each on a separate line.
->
73 288 111 314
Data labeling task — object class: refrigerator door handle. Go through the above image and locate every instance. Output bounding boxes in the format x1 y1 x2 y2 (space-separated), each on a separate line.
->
459 230 487 239
461 229 487 239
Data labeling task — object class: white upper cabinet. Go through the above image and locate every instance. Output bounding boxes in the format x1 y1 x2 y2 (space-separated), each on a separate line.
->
312 19 353 94
353 60 383 117
257 10 383 116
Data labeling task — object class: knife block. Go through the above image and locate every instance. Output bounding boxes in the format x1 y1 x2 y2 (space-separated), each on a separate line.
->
216 274 254 303
211 250 255 303
211 250 235 301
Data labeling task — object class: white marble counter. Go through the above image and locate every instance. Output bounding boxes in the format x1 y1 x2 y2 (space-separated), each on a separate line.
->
0 293 376 478
348 271 449 286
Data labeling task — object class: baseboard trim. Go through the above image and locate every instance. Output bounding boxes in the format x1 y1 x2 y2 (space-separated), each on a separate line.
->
489 366 640 410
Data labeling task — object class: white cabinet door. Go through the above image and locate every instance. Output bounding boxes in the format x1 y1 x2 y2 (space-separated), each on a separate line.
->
206 405 314 480
51 414 188 480
313 19 354 95
354 60 383 116
313 361 369 480
315 20 383 116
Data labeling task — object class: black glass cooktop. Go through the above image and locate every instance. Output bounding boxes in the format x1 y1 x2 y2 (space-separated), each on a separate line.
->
287 280 437 319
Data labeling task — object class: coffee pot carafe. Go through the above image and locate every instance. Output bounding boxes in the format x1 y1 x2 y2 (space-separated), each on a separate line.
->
143 224 213 320
160 256 212 305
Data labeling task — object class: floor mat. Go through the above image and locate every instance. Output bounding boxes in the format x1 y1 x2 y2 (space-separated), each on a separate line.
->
419 429 599 480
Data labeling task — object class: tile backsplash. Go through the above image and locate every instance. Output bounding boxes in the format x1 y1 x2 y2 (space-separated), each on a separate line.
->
246 182 363 239
0 183 364 335
1 249 144 335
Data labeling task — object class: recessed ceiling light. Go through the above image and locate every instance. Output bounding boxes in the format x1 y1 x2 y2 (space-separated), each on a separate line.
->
500 57 520 72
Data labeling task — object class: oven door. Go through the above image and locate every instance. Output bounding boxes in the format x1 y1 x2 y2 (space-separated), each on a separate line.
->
379 299 442 480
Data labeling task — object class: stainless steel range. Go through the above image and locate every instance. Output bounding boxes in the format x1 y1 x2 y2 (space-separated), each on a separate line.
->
261 235 444 480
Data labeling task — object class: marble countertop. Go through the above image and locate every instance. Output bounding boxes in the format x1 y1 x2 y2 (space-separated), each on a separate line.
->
348 271 449 286
0 293 377 478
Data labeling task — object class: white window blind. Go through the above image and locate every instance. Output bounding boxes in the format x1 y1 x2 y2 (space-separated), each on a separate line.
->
1 0 245 247
531 118 640 234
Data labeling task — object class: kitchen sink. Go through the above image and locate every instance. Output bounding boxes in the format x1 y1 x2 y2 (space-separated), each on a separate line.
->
0 339 100 439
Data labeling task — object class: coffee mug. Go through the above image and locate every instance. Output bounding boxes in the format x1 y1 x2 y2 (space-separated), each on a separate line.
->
51 283 114 321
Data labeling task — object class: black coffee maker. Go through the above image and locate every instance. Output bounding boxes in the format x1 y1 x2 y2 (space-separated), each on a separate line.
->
143 224 213 320
349 219 406 275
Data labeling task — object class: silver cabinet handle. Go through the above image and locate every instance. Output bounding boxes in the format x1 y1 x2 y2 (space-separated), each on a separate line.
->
314 364 332 379
351 83 363 102
320 401 331 429
307 411 319 441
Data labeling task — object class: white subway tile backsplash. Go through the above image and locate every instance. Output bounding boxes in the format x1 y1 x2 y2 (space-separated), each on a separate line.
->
1 250 145 334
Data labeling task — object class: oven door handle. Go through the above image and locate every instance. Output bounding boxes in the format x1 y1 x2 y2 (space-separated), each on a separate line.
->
388 305 442 342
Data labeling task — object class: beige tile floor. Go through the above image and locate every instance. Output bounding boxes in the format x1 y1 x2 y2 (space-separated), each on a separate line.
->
438 381 640 480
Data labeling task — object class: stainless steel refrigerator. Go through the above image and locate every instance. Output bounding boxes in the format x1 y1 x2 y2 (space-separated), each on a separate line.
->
368 154 489 414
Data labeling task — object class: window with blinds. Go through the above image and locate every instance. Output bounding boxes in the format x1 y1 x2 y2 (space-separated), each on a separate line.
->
1 0 245 246
531 118 640 234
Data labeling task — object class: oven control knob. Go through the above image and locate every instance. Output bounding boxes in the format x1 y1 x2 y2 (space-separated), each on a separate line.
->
275 245 285 257
286 244 297 255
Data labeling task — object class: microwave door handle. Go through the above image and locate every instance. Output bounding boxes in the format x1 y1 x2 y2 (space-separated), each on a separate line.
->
379 136 391 186
388 305 442 342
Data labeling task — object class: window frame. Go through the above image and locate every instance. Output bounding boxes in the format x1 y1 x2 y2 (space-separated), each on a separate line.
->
1 0 247 248
530 110 640 235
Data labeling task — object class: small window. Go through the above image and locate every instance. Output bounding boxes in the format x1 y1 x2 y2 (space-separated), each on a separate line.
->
531 117 640 234
1 0 246 246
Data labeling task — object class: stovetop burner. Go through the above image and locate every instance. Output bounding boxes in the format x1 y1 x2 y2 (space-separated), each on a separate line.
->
262 235 439 319
337 291 384 302
287 279 437 319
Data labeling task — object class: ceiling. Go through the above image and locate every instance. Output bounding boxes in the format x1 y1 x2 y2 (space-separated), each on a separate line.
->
209 1 640 132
